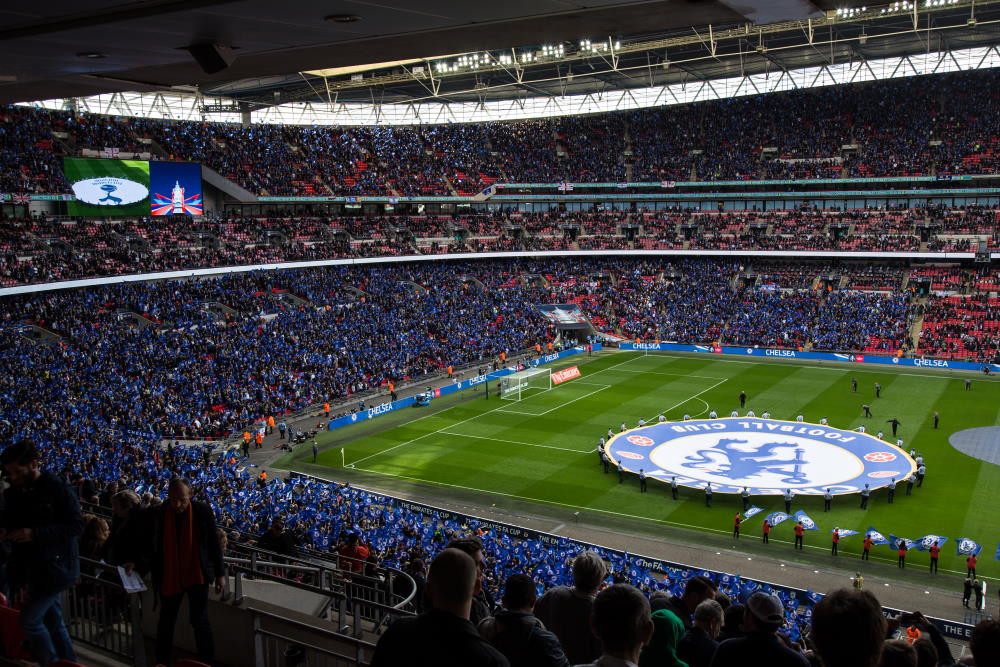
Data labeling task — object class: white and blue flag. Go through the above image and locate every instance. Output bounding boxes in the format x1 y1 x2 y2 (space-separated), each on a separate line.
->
765 511 791 527
956 538 983 557
915 535 949 551
834 529 860 538
792 510 818 531
865 527 890 545
744 506 765 520
889 535 915 550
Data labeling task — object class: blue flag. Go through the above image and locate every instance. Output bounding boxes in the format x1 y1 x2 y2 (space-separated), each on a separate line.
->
865 527 890 545
765 511 791 527
915 535 949 552
744 506 764 520
792 510 818 531
889 535 915 550
995 543 1000 561
956 538 983 557
835 529 860 538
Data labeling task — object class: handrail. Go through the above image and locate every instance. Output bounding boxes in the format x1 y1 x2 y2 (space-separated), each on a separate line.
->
68 558 148 667
250 607 376 667
227 562 414 619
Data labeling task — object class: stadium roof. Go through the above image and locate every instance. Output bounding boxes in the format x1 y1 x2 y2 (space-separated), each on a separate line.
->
0 0 917 107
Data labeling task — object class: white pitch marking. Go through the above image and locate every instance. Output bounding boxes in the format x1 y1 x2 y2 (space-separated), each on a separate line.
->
347 400 512 468
648 377 729 421
438 430 591 454
497 384 612 417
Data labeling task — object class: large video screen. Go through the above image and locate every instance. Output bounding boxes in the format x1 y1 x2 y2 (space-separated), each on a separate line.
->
63 158 203 216
149 161 204 215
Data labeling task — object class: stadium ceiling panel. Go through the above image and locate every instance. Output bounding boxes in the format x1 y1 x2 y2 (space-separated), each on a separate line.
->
0 0 870 105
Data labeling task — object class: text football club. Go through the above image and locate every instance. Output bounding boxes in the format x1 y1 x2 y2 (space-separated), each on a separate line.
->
606 418 915 495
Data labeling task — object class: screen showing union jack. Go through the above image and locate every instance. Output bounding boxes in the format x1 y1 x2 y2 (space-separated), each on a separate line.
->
149 161 203 215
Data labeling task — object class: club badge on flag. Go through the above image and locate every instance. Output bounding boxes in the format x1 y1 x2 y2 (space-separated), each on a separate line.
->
743 505 764 520
915 535 949 551
765 511 791 527
956 538 983 557
889 535 915 550
865 527 890 545
792 510 818 530
834 529 860 538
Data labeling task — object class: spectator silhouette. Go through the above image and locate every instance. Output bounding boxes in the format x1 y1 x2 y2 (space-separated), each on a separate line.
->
534 550 607 665
370 547 509 666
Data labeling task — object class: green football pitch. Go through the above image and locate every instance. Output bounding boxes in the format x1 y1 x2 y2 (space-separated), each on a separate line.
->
286 350 1000 577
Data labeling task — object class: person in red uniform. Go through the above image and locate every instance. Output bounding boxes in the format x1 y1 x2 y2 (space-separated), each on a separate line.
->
967 554 978 577
831 529 840 556
897 541 908 569
733 513 742 539
929 541 941 574
794 521 804 550
338 533 370 574
862 533 873 560
762 519 771 544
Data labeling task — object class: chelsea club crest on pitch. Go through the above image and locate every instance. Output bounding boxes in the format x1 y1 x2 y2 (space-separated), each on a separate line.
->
607 418 915 495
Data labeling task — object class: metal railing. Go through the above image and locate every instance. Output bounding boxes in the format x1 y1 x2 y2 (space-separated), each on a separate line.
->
251 608 375 667
227 545 415 638
64 558 148 667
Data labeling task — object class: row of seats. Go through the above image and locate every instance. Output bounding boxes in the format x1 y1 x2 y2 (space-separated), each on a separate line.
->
0 206 997 286
4 68 1000 195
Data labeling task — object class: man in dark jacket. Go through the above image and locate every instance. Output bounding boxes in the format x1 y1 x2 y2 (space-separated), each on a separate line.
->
478 573 569 667
370 548 509 666
710 592 808 667
256 518 296 558
147 477 225 667
678 599 723 667
1 441 84 666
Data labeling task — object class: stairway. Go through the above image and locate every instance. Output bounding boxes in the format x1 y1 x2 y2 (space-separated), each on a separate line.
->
908 297 927 350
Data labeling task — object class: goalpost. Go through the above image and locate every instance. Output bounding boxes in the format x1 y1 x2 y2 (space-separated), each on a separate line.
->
499 367 552 401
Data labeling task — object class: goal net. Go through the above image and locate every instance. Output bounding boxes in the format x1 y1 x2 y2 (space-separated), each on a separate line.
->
500 367 552 401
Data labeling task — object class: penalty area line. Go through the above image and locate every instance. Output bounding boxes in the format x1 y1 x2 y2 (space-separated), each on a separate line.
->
497 384 612 417
346 400 512 468
437 430 593 454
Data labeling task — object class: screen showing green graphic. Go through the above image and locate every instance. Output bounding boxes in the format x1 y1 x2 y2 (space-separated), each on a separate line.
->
63 158 152 216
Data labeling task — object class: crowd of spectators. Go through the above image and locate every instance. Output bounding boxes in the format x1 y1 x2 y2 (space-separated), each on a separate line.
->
0 257 931 450
0 206 996 286
22 435 1000 667
5 68 1000 196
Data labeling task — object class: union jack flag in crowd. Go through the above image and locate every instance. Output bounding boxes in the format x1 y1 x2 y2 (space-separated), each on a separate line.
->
557 182 574 192
12 194 31 204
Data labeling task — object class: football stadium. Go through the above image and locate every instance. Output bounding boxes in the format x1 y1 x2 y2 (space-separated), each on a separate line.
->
4 0 1000 665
